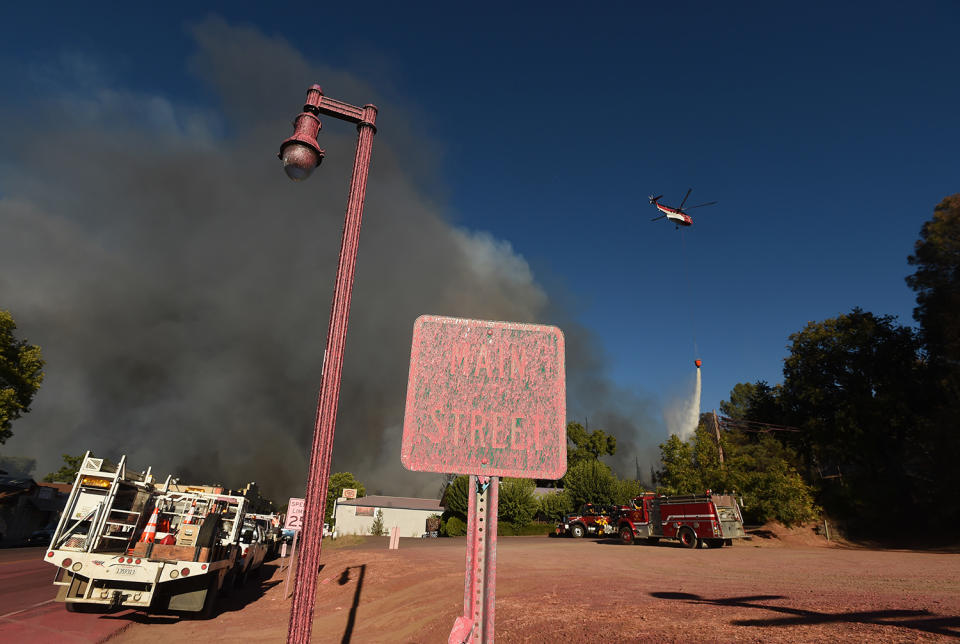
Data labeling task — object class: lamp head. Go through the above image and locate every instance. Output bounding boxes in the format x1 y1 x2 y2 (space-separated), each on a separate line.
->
278 92 325 182
280 139 323 181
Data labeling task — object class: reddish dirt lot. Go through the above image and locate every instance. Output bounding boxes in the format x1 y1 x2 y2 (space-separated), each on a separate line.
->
111 527 960 643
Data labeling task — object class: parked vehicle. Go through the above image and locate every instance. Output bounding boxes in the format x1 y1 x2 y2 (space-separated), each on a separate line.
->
236 520 268 582
556 503 620 538
26 528 55 546
615 492 746 548
42 452 254 616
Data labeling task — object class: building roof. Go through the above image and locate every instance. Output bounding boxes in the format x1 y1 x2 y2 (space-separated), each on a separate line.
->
337 495 443 512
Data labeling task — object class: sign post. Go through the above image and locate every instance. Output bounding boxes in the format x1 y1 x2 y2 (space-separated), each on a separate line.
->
284 497 305 599
402 315 566 643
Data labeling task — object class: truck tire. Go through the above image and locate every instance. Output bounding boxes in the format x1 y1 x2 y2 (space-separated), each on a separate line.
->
570 524 586 538
705 538 724 549
678 527 698 549
619 526 634 545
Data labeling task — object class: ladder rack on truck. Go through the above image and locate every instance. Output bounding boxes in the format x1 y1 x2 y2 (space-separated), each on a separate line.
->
43 452 250 616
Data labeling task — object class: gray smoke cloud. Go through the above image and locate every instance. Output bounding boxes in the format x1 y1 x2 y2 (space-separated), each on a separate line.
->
0 18 665 500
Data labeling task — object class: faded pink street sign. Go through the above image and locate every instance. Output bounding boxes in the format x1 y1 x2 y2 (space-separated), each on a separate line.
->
402 315 566 479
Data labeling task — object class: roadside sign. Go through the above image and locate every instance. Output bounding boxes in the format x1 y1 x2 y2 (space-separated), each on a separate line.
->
284 497 305 530
401 315 567 479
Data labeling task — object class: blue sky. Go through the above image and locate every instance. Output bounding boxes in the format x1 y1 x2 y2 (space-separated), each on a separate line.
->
2 3 958 490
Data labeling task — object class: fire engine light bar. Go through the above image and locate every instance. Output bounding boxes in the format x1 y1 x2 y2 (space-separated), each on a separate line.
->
80 476 112 488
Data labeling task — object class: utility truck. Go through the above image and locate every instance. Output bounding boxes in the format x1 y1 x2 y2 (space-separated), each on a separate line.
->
43 452 253 616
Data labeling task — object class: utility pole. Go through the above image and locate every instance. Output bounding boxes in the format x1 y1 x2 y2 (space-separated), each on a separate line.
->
712 409 725 470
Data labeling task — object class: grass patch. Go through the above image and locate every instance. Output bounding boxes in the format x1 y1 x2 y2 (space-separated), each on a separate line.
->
323 534 367 549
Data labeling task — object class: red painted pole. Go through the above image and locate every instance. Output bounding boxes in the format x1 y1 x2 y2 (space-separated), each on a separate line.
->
284 93 378 644
451 476 498 643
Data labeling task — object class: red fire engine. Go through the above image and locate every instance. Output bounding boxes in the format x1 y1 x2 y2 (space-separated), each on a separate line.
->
616 492 745 548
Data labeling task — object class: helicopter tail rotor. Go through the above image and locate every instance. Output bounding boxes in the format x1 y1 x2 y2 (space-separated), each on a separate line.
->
649 194 663 204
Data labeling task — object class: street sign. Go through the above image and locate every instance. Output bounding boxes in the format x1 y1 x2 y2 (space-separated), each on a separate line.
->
401 315 566 479
284 497 305 530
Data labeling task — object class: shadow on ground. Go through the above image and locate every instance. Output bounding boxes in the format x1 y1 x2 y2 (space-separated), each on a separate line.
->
650 591 960 638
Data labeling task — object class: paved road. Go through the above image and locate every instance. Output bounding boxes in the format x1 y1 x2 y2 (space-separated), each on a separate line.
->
0 547 133 642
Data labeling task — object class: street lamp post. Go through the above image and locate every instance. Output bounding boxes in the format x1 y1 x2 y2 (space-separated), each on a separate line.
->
278 84 378 644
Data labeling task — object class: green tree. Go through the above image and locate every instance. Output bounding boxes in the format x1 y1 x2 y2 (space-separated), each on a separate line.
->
654 418 818 526
907 194 960 367
566 422 616 468
781 308 924 522
43 453 84 483
655 434 701 495
326 472 366 523
442 475 470 520
370 509 385 536
905 194 960 532
537 489 573 522
497 478 538 531
719 381 783 423
612 478 643 505
564 459 617 508
0 311 44 444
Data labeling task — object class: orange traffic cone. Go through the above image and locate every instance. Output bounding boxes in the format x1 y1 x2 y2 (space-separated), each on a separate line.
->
184 499 197 525
139 506 159 543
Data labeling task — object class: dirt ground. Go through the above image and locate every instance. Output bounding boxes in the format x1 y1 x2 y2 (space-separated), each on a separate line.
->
112 526 960 643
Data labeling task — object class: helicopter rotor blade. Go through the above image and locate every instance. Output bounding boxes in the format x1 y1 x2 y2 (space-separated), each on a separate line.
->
677 188 692 210
650 215 667 222
686 201 718 210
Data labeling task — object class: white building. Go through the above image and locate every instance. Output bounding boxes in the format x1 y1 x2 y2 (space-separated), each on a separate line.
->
333 495 443 538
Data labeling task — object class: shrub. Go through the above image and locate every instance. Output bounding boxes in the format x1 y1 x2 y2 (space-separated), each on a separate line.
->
369 509 385 536
444 515 467 536
498 478 538 531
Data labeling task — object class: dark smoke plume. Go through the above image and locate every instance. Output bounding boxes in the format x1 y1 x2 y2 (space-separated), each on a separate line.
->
0 18 664 500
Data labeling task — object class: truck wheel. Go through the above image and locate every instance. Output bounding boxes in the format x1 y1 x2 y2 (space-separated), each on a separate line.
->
678 527 698 549
706 538 723 549
619 526 634 545
570 524 586 539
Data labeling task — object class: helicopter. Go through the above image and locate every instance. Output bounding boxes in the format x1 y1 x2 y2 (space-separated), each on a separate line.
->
649 188 717 228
